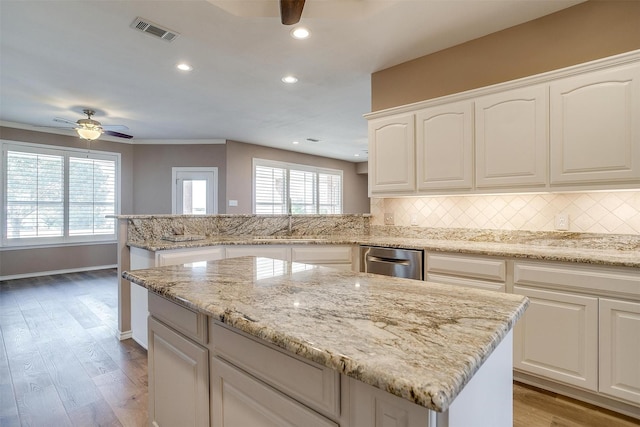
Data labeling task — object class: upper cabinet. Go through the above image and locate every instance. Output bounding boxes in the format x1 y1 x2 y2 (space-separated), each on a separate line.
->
416 101 473 191
368 113 416 195
550 63 640 187
475 85 548 189
365 51 640 197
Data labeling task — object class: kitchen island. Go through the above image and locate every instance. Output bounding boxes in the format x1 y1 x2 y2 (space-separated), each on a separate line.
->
124 256 528 427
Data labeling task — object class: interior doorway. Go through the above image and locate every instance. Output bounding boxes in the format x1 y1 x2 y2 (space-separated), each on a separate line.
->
172 167 218 214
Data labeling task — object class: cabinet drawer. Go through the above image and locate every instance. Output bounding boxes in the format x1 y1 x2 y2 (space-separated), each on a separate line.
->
291 246 352 264
514 261 640 300
157 246 225 266
427 273 505 292
149 292 208 345
210 322 340 418
426 253 505 282
211 356 338 427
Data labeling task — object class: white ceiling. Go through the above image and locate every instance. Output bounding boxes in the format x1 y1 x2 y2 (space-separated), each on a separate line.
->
0 0 582 162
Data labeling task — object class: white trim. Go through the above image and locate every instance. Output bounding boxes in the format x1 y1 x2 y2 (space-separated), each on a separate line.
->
118 330 133 341
364 49 640 119
171 167 219 215
0 264 117 282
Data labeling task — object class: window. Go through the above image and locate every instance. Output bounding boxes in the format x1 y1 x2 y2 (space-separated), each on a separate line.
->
2 141 119 246
253 159 342 214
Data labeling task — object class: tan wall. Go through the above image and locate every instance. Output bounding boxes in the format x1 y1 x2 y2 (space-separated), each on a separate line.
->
371 1 640 111
225 140 370 214
132 144 227 214
0 244 117 277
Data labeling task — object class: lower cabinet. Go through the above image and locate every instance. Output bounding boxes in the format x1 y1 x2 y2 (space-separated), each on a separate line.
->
148 316 209 427
599 298 640 404
513 285 598 391
210 356 338 427
425 252 506 292
512 260 640 412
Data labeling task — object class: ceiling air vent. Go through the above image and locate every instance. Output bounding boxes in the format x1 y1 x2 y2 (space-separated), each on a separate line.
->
131 17 179 42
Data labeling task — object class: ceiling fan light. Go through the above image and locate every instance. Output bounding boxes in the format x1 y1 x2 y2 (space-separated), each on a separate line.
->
76 127 102 140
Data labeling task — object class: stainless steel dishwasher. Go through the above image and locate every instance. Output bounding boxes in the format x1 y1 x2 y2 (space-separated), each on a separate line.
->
359 246 423 280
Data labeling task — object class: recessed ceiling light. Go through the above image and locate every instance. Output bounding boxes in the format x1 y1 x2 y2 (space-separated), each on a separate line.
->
290 27 310 40
177 63 193 71
282 75 298 84
354 153 360 157
292 141 300 145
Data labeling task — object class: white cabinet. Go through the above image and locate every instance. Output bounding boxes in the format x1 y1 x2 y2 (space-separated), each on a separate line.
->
513 285 599 391
512 259 640 412
599 298 640 405
291 245 353 270
416 101 473 191
157 246 225 266
368 113 416 195
224 245 289 260
211 356 338 427
550 63 640 186
425 252 506 292
366 52 640 195
475 85 548 189
148 316 209 427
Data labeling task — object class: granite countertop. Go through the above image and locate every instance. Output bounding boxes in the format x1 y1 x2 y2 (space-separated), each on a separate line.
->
127 234 640 268
123 256 528 413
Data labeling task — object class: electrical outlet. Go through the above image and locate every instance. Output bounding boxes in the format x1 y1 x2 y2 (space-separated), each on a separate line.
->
384 212 395 225
554 213 570 231
410 214 419 226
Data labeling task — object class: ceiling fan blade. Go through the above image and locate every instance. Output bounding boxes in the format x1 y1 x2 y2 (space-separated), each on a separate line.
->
280 0 305 25
53 117 80 126
103 130 133 139
101 124 129 131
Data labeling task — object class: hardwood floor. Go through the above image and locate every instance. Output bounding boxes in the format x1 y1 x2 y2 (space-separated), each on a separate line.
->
1 270 147 427
1 270 638 426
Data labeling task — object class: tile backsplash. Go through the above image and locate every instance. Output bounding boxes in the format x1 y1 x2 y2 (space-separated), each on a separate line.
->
371 191 640 235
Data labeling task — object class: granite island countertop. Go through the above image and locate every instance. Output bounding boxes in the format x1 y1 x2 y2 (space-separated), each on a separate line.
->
123 256 529 412
127 233 640 268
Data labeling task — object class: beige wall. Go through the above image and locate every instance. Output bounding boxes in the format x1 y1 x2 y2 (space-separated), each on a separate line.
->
225 140 370 214
132 144 227 214
371 1 640 111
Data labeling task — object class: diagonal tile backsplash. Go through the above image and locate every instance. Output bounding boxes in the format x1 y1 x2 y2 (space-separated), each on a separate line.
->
371 191 640 235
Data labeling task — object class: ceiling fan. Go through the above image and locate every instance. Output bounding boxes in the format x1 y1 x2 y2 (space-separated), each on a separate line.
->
280 0 305 25
47 109 133 140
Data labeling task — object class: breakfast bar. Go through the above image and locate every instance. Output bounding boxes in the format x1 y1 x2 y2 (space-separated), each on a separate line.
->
124 256 529 427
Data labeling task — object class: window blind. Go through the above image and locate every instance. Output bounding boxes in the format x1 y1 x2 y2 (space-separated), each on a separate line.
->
253 159 342 215
3 143 119 245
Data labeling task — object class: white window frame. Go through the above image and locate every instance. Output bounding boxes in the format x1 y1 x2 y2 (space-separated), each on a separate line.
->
252 158 343 214
171 167 218 214
1 140 121 248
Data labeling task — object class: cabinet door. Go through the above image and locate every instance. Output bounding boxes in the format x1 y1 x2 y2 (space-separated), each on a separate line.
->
211 356 338 427
368 113 416 194
599 298 640 405
550 63 640 185
416 101 473 191
513 286 598 391
475 85 548 189
148 317 209 427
